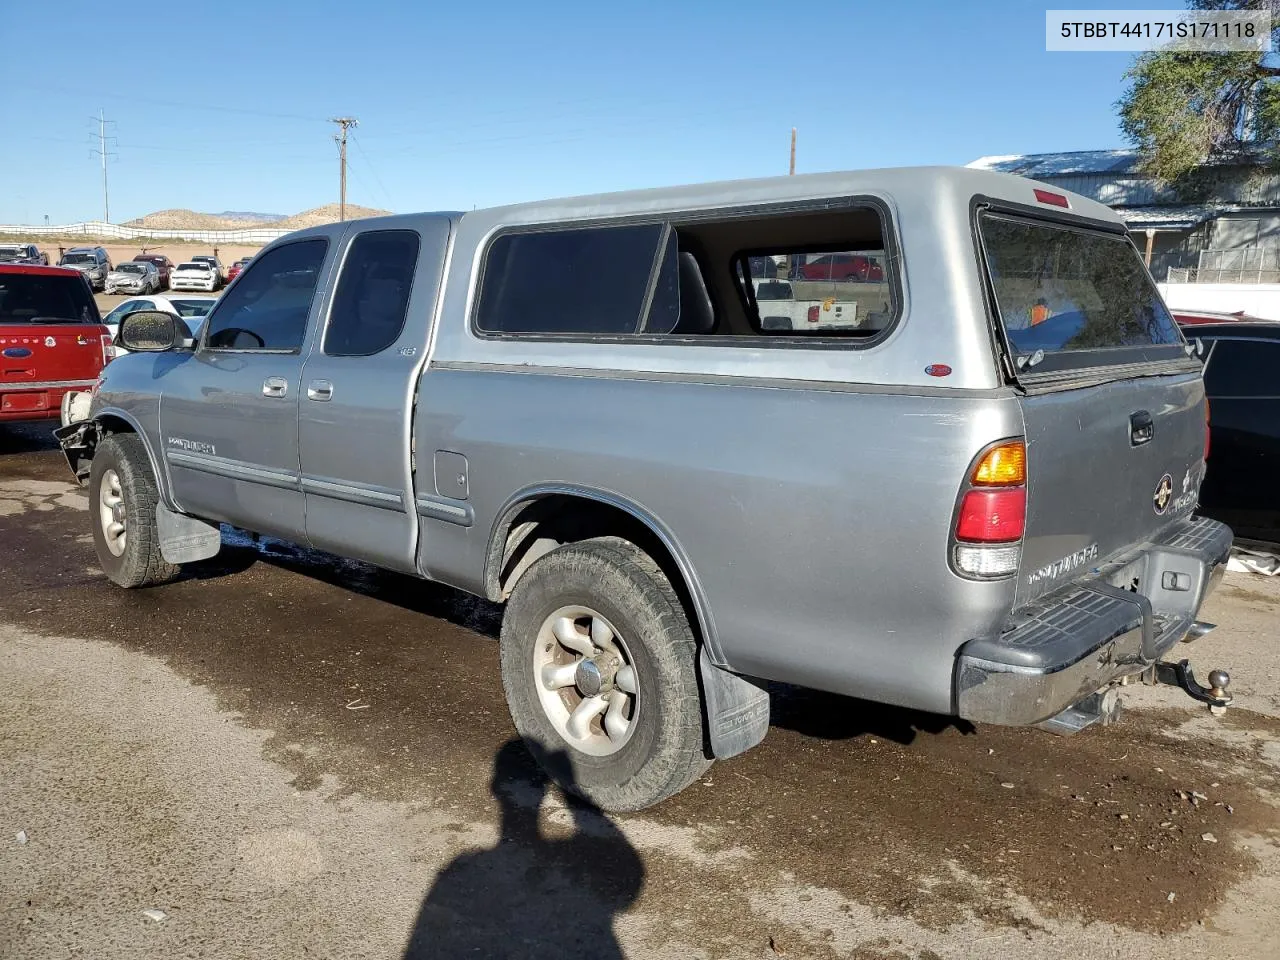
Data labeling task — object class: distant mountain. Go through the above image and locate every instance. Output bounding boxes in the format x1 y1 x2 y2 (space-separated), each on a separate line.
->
215 211 286 223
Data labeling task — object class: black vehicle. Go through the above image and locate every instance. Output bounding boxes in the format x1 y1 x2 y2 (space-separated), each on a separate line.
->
1181 319 1280 544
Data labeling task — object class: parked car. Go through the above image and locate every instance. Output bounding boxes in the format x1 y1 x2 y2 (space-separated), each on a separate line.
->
1173 309 1270 326
99 294 217 344
0 242 48 265
57 168 1230 811
795 252 885 282
105 261 160 296
0 264 112 422
132 254 175 290
169 262 218 292
190 255 224 287
226 256 252 283
1178 317 1280 545
58 246 112 291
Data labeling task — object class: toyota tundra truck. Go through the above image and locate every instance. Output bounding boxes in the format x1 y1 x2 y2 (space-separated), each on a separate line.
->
56 167 1233 811
1 264 112 423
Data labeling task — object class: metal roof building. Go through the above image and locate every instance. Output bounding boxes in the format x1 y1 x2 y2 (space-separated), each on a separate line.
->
968 149 1280 281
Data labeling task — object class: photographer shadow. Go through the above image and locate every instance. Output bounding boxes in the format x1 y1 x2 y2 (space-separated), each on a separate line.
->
403 739 644 959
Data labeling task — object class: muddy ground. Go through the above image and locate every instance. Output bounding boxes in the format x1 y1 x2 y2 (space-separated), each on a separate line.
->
1 421 1278 959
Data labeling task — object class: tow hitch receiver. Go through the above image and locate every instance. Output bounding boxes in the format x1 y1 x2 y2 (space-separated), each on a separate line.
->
1147 659 1233 715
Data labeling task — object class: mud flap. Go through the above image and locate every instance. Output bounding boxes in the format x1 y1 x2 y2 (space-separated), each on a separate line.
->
698 647 770 759
156 503 221 564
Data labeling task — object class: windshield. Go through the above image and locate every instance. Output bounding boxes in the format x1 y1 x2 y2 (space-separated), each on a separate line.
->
0 273 99 324
176 263 209 272
0 246 24 257
170 299 214 317
115 263 146 274
61 253 96 265
980 215 1182 365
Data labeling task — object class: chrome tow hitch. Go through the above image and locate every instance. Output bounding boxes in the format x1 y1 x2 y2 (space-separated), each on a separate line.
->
1146 659 1233 716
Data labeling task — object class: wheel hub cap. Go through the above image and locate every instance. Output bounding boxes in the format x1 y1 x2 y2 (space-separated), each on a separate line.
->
532 607 639 757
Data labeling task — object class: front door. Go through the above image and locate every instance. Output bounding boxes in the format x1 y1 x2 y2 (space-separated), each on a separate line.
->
160 235 336 541
298 218 451 571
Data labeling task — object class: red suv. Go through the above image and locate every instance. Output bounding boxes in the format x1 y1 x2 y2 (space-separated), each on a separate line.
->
796 253 884 282
0 265 112 422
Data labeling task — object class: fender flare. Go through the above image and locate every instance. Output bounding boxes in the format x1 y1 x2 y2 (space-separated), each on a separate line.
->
92 407 176 510
484 482 726 665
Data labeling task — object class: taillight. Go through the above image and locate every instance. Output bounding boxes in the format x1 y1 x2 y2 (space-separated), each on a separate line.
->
956 489 1026 542
952 440 1027 579
806 304 820 323
101 333 115 363
1204 398 1211 460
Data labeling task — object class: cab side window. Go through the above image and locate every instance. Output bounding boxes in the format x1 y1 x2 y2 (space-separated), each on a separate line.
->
204 239 328 352
324 230 419 356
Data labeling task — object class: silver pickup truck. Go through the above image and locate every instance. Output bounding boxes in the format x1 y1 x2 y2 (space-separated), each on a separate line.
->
57 167 1233 811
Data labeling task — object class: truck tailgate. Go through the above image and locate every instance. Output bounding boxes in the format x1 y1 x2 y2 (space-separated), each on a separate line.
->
1 323 108 386
1017 372 1206 605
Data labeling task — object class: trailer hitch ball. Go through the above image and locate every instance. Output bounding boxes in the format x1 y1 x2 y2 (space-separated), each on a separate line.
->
1208 669 1230 700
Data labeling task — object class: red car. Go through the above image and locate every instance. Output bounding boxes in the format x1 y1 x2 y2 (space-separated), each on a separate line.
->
796 252 884 282
1172 308 1268 326
0 265 112 423
132 254 175 290
226 256 252 284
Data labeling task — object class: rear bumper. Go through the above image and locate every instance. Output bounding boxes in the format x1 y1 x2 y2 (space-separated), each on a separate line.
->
1 381 97 422
955 516 1232 725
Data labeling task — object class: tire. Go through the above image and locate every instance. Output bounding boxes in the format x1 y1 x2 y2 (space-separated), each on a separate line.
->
500 536 710 811
89 433 180 588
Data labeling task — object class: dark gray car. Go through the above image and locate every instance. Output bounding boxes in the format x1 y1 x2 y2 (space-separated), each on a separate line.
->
57 167 1232 810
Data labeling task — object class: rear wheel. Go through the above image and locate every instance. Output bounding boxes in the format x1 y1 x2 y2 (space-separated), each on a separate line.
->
89 433 180 588
500 536 710 811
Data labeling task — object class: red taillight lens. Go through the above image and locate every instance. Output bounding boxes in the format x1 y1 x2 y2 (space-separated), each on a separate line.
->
1033 188 1070 208
806 305 820 323
956 489 1026 543
100 333 115 364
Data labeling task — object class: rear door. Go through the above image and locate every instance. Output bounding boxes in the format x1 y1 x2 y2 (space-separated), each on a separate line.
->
297 218 451 572
977 211 1207 604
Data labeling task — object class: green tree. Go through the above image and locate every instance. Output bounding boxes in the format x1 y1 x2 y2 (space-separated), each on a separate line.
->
1118 0 1280 188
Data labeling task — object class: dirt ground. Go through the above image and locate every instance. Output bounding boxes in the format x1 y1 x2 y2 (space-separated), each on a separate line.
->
1 421 1278 959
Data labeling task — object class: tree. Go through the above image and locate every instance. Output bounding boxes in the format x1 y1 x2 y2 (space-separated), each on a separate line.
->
1118 0 1280 188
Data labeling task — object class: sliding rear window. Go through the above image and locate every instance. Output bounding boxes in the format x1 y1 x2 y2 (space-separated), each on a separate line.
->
979 214 1182 368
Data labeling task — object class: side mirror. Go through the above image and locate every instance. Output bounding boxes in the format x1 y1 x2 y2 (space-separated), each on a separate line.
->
118 311 192 352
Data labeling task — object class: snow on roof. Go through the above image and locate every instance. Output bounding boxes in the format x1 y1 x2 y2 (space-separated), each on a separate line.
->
1117 205 1219 229
967 150 1141 177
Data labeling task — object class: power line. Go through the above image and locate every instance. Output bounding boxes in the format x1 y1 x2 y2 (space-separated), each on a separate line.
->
90 110 118 223
329 117 358 221
351 133 394 210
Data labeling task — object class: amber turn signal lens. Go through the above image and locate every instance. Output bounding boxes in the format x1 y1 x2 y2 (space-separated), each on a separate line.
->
971 441 1026 486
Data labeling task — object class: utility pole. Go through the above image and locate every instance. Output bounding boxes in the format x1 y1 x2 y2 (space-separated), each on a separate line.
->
329 117 359 220
789 127 796 175
91 110 117 223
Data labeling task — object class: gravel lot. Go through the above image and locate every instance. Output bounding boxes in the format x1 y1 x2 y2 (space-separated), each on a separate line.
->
1 421 1278 960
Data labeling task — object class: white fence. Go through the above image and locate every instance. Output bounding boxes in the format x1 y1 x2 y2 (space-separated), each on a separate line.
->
1166 247 1280 284
0 220 291 244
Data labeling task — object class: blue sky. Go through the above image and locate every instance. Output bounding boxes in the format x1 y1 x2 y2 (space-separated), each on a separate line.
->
2 0 1157 224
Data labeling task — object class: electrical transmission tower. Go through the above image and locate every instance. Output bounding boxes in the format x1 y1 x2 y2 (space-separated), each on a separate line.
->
91 110 118 223
329 117 359 221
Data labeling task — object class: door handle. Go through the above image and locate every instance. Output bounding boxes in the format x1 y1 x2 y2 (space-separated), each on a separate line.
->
307 380 333 402
262 377 288 398
1130 410 1154 446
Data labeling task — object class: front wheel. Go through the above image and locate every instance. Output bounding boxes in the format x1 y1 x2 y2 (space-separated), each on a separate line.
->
89 433 181 588
500 536 710 811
